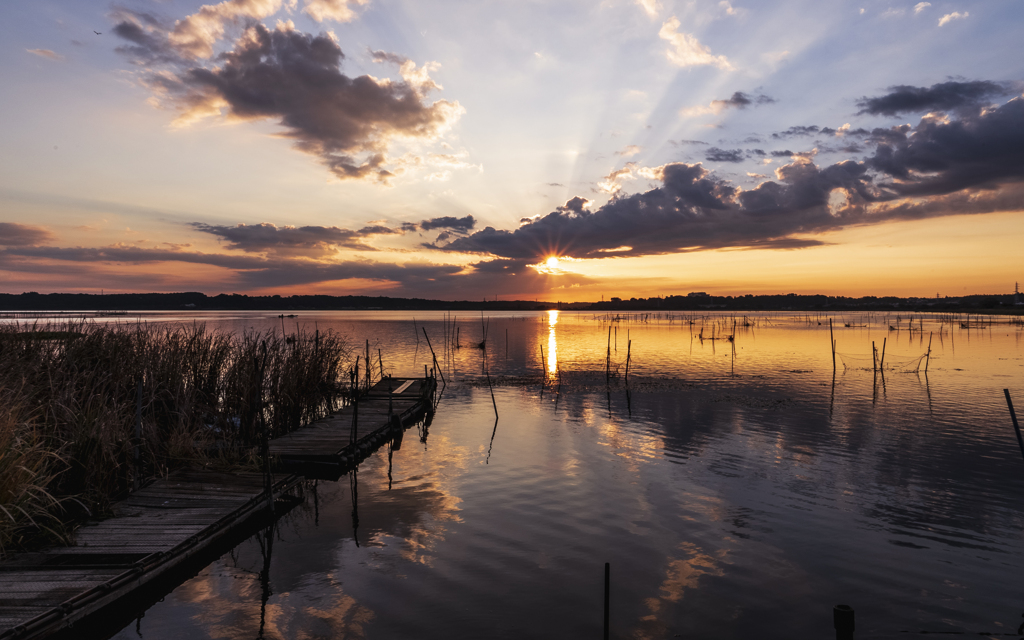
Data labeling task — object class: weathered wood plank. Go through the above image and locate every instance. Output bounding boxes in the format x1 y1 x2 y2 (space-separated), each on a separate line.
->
0 469 300 640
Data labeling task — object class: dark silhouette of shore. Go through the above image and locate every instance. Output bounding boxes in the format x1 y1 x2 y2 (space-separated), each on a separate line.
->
0 291 1021 313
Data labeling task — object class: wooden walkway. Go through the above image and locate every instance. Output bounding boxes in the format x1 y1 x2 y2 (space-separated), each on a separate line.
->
0 375 435 639
0 469 299 640
269 376 435 478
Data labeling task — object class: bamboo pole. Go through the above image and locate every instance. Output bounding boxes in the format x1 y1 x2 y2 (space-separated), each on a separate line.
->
879 337 887 371
872 341 877 371
422 328 446 387
925 332 933 372
485 363 498 419
606 326 612 380
625 340 631 382
829 318 836 372
1005 390 1024 462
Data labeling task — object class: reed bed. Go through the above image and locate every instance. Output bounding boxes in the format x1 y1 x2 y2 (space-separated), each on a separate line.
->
0 321 351 556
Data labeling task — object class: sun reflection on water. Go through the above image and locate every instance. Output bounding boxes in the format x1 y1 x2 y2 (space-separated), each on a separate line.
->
547 309 558 377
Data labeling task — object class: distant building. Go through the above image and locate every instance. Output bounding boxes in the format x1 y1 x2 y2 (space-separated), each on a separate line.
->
687 292 709 298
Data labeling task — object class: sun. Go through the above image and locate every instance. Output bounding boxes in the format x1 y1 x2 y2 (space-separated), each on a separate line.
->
546 256 560 269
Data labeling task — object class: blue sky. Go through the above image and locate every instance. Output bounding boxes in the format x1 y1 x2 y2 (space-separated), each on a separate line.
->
1 0 1022 299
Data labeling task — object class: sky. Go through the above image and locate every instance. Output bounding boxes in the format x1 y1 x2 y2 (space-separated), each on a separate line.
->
1 0 1022 301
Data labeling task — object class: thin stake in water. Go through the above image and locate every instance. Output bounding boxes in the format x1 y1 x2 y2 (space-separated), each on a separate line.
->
1005 390 1024 463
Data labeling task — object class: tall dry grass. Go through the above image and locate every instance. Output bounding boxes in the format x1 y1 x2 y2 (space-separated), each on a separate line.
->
0 396 70 556
0 321 351 554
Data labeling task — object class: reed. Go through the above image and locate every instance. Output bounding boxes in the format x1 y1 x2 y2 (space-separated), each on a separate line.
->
0 321 351 542
0 395 72 556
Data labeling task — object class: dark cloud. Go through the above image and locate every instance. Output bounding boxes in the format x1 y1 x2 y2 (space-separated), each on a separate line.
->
771 150 795 157
111 11 177 64
0 243 592 299
419 215 476 231
857 80 1014 116
867 96 1024 196
0 223 54 247
712 91 776 110
705 148 745 163
670 139 709 146
435 95 1024 260
190 222 399 255
772 125 821 139
113 17 462 182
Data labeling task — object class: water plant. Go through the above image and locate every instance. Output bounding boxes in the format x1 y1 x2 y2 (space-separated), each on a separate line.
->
0 321 351 554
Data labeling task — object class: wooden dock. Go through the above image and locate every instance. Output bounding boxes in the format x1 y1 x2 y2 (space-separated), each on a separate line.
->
0 375 435 639
269 376 435 478
0 469 300 640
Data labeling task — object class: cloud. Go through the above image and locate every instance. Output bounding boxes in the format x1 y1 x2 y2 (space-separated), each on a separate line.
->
771 125 822 138
26 49 63 61
0 223 55 247
190 221 401 256
616 145 642 157
856 80 1012 116
913 2 931 13
304 0 370 22
168 0 283 59
636 0 659 18
0 241 593 299
434 94 1024 260
419 215 476 231
681 91 775 117
704 148 745 163
938 11 968 26
115 19 464 182
718 1 745 17
658 17 732 70
597 162 663 194
670 139 709 146
866 96 1024 197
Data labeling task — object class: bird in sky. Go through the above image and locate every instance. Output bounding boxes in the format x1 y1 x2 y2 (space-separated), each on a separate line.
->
93 30 101 35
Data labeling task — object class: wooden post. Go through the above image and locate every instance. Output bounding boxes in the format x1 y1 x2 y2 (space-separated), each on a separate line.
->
603 563 610 640
872 341 877 371
351 359 359 444
1005 390 1024 463
606 326 612 380
925 332 933 373
486 364 498 419
625 340 631 383
829 318 836 372
879 337 887 371
834 604 854 640
365 340 371 390
134 377 143 491
422 328 446 387
378 348 384 380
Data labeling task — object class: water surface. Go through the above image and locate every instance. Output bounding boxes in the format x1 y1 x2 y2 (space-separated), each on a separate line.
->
48 310 1024 638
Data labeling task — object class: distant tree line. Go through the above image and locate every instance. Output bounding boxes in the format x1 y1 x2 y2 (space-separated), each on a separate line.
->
0 291 1019 312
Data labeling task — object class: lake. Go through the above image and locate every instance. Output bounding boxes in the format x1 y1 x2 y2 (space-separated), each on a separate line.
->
40 310 1024 639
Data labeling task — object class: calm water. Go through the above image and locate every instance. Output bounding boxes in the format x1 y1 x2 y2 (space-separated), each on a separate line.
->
55 311 1024 638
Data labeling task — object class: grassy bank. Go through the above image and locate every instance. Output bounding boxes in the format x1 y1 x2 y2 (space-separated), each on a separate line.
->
0 322 351 556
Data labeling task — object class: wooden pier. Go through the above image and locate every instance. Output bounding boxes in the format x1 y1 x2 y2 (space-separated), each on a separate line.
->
269 376 436 478
0 470 300 640
0 375 435 639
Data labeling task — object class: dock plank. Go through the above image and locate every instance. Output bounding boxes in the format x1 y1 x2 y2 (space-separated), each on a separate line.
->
268 376 435 476
0 470 299 640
